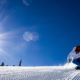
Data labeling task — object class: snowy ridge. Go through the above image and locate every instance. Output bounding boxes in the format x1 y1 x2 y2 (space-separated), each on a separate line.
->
0 63 80 80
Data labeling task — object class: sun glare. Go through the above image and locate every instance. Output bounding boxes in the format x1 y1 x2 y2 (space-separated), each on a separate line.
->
0 31 12 55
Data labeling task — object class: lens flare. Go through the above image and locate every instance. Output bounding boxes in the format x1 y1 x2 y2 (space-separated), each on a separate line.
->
22 0 32 6
23 32 39 42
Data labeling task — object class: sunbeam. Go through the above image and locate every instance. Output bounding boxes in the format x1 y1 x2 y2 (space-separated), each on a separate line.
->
0 31 16 56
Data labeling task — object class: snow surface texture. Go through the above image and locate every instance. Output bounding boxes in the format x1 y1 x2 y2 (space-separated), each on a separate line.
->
0 63 80 80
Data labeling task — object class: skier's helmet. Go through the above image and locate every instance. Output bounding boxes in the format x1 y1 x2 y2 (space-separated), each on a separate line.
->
75 46 80 54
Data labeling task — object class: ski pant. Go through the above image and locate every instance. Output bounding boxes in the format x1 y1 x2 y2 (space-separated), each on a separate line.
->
73 58 80 66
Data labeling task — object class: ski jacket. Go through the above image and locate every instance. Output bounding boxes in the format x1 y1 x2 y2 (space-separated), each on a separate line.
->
67 47 80 62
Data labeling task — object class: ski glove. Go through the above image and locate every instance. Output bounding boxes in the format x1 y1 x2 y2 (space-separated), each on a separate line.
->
68 59 71 63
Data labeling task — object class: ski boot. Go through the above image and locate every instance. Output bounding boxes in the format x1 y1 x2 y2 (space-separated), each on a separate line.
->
75 66 80 70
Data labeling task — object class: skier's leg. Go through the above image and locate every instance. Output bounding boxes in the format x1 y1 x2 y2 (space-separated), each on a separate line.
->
73 58 80 70
73 58 80 66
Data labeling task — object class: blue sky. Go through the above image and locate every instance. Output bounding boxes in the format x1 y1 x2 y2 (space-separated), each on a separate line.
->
0 0 80 66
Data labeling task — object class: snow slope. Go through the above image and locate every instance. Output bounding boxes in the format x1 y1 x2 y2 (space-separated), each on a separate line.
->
0 63 80 80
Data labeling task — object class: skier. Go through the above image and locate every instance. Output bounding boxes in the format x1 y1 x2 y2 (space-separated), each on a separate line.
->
67 45 80 69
